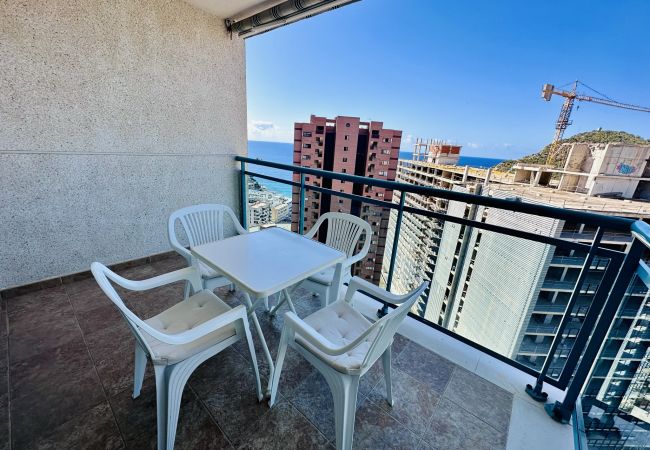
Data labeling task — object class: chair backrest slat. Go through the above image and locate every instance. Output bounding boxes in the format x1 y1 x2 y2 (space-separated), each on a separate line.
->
313 212 370 258
170 204 243 251
360 282 428 371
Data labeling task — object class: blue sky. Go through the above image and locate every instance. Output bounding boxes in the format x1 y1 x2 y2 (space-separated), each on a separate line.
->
246 0 650 158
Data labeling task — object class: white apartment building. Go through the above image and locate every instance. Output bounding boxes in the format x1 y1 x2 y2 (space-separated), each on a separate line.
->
385 143 650 379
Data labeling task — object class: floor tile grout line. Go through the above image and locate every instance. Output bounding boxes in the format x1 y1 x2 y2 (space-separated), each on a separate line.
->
412 358 470 445
64 285 128 449
440 367 512 438
187 383 235 449
364 365 441 441
285 398 334 447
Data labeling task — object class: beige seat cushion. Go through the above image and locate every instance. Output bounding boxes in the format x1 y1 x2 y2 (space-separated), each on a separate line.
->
296 301 375 374
143 290 237 365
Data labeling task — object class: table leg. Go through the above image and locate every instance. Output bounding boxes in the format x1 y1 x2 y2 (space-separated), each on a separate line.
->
242 292 275 397
269 289 297 316
330 262 344 304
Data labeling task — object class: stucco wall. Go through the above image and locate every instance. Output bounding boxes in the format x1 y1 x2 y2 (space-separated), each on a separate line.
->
0 0 247 289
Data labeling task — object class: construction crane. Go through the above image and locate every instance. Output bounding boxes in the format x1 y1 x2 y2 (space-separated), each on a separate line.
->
541 80 650 165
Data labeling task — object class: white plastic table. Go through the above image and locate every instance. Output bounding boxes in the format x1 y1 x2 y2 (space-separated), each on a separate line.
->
190 227 346 395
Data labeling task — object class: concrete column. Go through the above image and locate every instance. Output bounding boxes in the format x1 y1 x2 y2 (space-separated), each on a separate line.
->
484 167 492 185
462 165 469 183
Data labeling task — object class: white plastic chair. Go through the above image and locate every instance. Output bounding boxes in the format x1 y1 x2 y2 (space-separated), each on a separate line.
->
91 262 262 450
269 277 428 450
300 212 372 307
168 204 247 295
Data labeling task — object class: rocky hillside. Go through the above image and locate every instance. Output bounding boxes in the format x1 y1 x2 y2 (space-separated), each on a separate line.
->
495 130 650 171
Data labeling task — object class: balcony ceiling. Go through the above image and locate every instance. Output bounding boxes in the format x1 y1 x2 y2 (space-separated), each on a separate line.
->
183 0 285 19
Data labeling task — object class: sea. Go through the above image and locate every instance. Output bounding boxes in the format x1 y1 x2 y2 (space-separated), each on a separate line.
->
247 140 504 199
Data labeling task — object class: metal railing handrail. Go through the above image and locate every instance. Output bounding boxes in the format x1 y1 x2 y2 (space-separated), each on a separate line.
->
236 156 646 426
235 156 634 231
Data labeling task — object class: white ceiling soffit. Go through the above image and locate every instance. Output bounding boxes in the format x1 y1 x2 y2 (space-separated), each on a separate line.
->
183 0 285 20
226 0 361 38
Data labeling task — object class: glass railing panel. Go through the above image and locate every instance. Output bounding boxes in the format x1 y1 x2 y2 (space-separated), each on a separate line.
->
238 156 636 396
580 265 650 450
245 175 293 231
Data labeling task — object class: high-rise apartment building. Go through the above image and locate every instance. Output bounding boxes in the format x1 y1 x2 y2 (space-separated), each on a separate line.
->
292 115 401 282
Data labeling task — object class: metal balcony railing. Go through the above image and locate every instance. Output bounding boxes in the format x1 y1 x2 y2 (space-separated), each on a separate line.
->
236 156 648 426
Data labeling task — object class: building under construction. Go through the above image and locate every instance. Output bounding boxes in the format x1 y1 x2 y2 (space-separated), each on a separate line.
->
511 142 650 199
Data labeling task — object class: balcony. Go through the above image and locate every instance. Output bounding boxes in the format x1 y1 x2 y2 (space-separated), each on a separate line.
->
4 2 650 448
0 253 574 449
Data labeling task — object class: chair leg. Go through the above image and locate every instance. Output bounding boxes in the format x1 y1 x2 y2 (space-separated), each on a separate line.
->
154 365 168 450
326 372 359 450
320 287 330 308
382 347 394 406
165 364 193 450
269 327 291 407
133 343 147 399
241 319 263 402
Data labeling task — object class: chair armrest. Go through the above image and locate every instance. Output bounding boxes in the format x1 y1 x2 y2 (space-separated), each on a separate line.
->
147 304 248 345
168 220 193 263
344 276 408 306
98 265 203 294
233 220 249 236
342 250 365 269
284 312 378 357
304 214 328 240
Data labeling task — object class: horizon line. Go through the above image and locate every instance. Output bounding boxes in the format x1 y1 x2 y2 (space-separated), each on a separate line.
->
247 139 508 160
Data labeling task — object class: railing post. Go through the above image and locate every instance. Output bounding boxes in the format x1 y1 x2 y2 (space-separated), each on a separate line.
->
299 173 305 235
240 160 248 229
378 191 405 317
526 228 604 402
545 236 645 424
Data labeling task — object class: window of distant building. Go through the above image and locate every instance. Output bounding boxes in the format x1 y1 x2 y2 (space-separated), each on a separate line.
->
345 122 351 127
344 135 349 141
381 149 390 155
371 130 379 138
343 146 349 151
303 131 312 137
342 168 347 173
381 160 389 165
342 157 348 162
383 138 391 143
316 126 324 134
379 171 387 176
338 199 344 204
303 143 311 148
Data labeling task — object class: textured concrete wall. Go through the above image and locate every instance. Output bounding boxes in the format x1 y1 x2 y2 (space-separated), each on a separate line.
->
0 0 247 289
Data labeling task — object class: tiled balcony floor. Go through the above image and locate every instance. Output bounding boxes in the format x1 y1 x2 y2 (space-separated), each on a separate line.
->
0 254 514 449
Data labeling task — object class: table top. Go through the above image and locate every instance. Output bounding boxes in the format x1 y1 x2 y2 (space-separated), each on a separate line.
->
191 228 346 298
